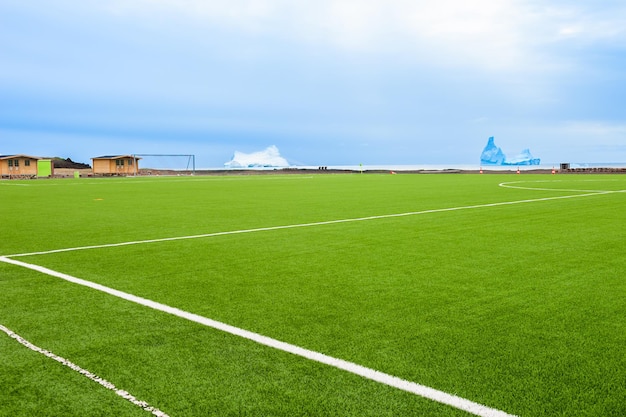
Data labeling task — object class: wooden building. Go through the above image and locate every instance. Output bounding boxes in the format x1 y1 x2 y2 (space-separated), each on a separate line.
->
0 155 41 178
91 155 141 176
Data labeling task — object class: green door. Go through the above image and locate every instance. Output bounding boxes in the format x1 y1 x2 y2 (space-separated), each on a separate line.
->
37 160 52 177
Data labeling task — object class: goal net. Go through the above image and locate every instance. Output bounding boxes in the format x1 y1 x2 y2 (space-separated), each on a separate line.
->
133 154 196 176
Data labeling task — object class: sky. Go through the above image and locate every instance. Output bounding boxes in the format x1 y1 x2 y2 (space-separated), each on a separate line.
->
1 0 625 168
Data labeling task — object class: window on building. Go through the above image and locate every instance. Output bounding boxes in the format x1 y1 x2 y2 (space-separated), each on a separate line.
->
8 160 13 167
13 159 19 167
25 160 30 167
128 159 133 166
116 159 124 166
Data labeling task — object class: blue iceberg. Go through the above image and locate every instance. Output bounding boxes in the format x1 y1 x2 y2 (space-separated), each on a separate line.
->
480 136 506 165
480 137 540 166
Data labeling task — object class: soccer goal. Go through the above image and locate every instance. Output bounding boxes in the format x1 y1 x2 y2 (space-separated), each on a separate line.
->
132 154 196 176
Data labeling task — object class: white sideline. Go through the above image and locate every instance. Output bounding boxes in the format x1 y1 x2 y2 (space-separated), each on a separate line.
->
0 323 169 417
5 189 616 258
0 255 516 417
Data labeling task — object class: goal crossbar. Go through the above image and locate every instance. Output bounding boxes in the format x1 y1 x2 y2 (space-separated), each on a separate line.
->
132 154 196 175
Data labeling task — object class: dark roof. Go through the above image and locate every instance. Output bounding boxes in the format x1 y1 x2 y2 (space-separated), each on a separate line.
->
92 155 141 160
0 154 41 160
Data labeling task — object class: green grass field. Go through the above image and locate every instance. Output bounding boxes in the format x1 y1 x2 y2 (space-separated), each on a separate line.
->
1 173 624 416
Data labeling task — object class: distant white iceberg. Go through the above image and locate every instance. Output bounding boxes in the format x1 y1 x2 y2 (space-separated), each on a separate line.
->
224 145 290 168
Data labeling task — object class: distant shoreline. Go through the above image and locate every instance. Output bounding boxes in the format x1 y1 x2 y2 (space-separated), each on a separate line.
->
194 162 626 173
182 166 625 176
6 164 624 180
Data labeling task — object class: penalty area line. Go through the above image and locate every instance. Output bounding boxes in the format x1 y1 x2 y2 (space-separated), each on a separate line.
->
0 255 516 417
0 323 169 417
5 190 616 259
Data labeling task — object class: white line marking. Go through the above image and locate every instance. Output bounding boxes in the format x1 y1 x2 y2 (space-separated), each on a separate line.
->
5 190 618 258
0 255 516 417
0 323 169 417
499 180 626 193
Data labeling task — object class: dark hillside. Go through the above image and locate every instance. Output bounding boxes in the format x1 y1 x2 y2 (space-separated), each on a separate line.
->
52 157 91 169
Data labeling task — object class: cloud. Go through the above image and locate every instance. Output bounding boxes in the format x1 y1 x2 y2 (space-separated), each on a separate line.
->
549 4 626 43
10 1 626 76
99 0 624 74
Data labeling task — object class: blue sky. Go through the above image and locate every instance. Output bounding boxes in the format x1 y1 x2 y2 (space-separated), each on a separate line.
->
1 0 625 167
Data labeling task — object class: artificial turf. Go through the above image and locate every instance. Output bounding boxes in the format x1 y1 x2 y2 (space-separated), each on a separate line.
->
1 173 624 416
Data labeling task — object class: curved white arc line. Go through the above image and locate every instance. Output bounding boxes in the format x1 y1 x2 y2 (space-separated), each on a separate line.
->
499 180 625 193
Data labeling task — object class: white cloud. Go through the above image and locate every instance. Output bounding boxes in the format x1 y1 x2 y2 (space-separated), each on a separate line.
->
95 1 584 71
549 6 626 43
16 1 626 73
107 1 531 62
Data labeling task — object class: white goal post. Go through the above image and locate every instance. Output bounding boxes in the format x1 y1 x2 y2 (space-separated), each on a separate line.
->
132 154 196 176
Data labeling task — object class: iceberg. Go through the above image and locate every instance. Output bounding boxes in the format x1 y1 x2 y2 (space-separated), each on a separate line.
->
480 136 506 165
506 148 541 166
480 137 540 166
224 145 289 168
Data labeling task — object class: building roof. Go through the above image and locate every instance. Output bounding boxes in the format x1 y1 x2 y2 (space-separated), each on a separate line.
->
92 155 141 160
0 154 41 160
